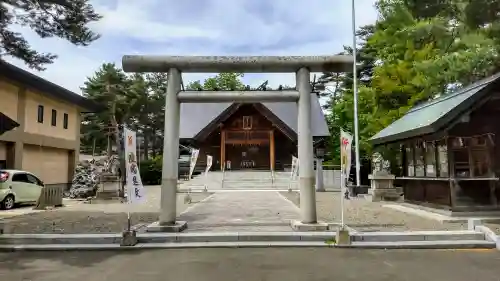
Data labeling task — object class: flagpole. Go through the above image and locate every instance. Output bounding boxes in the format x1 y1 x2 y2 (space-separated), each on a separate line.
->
351 0 361 187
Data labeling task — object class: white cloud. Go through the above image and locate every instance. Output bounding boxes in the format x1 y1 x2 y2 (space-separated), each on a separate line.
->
4 0 378 94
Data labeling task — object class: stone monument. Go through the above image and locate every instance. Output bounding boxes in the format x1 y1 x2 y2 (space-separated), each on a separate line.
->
367 152 402 202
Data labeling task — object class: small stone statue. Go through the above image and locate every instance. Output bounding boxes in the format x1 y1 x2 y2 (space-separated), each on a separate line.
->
372 152 383 172
372 152 389 175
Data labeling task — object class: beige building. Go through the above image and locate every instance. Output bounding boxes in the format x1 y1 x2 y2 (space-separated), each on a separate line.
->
0 61 100 187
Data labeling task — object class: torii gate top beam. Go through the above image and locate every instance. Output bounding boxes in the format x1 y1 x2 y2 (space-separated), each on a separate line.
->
122 55 353 73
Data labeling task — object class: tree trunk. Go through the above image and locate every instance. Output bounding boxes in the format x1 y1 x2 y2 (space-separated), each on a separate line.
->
109 102 126 197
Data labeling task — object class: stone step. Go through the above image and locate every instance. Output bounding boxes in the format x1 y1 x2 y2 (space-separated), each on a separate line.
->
223 181 292 186
223 179 291 182
351 230 485 242
222 185 293 189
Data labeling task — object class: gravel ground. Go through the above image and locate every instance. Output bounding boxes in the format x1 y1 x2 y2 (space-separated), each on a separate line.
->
1 192 212 234
280 191 467 232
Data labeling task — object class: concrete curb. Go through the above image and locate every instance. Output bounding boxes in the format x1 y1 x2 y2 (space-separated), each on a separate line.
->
0 241 334 251
336 240 496 249
0 229 495 250
351 230 485 242
475 226 500 250
0 232 338 245
0 239 494 252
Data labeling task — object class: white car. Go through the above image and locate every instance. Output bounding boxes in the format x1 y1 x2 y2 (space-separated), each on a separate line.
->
0 170 44 210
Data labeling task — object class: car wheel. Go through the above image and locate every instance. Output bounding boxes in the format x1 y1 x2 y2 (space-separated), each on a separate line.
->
1 195 15 210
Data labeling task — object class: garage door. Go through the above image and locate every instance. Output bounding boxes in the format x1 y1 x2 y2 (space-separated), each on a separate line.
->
0 141 6 169
23 145 69 184
0 141 6 161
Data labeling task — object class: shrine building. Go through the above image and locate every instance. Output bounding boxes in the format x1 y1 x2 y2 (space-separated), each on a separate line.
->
179 93 329 171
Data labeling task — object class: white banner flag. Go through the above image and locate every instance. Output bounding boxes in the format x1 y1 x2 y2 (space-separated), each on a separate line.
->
203 155 213 191
205 155 213 175
124 127 145 203
340 129 353 226
290 156 299 179
340 130 353 190
188 149 200 179
288 156 299 190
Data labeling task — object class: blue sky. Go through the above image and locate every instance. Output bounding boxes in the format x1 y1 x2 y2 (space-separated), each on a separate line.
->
6 0 378 94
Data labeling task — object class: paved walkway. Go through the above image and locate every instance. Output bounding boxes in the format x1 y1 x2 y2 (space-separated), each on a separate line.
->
3 249 500 281
179 191 300 232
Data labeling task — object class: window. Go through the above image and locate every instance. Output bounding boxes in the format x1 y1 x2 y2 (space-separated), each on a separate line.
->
471 149 490 177
448 136 491 178
51 109 57 126
425 142 437 177
470 135 491 177
242 116 252 129
414 142 425 177
405 147 414 176
437 141 448 177
37 105 44 123
26 174 43 186
451 137 471 177
63 113 69 129
12 173 29 183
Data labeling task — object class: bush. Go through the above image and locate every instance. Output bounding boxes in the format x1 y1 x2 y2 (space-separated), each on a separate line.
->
139 156 162 185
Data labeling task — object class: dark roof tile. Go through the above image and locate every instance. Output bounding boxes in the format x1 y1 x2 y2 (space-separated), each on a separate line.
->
179 93 329 138
370 72 500 145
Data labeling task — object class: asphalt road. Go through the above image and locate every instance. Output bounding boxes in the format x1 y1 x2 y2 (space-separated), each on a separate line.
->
1 248 499 281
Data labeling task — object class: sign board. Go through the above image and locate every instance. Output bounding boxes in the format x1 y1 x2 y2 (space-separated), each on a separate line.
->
124 127 145 203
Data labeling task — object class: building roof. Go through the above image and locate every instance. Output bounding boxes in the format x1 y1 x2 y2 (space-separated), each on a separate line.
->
370 72 500 145
0 60 103 112
179 93 330 139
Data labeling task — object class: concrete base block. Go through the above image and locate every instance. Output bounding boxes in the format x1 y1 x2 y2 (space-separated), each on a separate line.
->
468 219 483 230
336 228 351 245
290 220 329 232
146 221 188 233
120 230 138 246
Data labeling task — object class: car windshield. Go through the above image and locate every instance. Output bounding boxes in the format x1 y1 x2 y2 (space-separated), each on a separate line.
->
179 155 190 161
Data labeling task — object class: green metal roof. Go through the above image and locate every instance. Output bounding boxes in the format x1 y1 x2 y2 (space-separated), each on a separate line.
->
370 73 500 145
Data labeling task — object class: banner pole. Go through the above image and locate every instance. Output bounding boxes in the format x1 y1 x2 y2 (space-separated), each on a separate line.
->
340 172 345 228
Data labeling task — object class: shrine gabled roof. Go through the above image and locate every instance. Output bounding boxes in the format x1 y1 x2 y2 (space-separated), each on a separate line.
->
370 72 500 145
179 92 330 139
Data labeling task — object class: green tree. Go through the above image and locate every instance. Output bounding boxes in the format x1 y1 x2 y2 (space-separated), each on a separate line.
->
0 0 101 70
187 73 246 90
80 63 132 156
324 0 500 165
